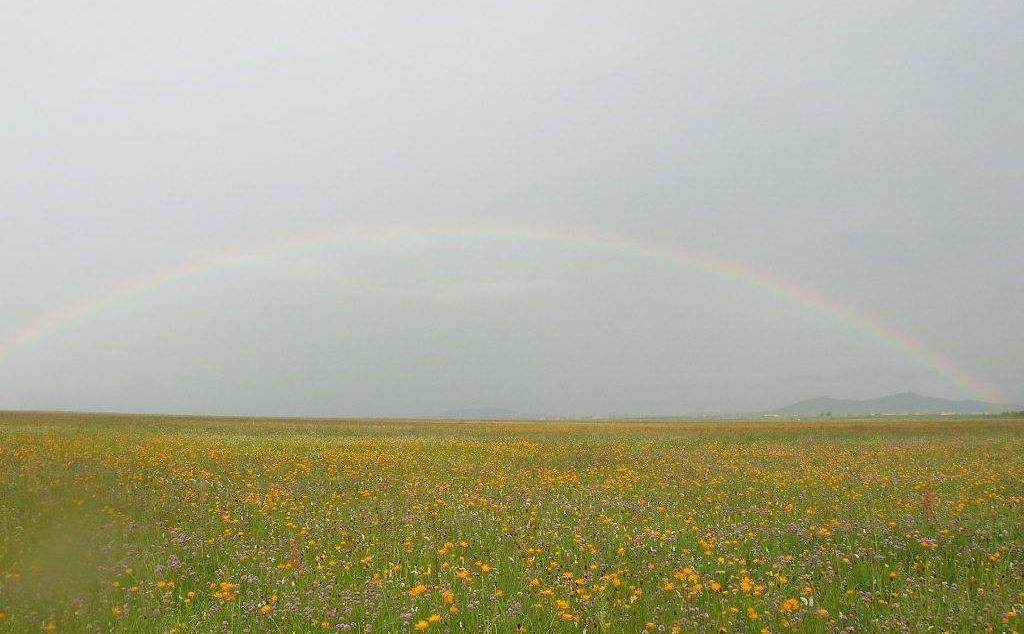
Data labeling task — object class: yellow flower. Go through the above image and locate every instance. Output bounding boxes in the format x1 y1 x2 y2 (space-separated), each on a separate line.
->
780 598 801 613
414 620 430 631
428 614 441 624
408 584 428 598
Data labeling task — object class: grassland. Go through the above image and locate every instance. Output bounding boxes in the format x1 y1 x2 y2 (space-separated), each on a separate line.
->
0 412 1021 633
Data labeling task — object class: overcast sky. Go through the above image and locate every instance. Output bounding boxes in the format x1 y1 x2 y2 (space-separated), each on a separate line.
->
2 1 1022 416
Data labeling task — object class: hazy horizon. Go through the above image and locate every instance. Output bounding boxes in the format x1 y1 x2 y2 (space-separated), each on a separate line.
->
3 2 1022 417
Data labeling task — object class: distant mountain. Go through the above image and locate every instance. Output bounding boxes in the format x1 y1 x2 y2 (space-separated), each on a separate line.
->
772 392 1008 416
440 407 526 420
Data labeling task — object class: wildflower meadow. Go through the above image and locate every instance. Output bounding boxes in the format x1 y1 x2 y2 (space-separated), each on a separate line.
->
1 412 1021 633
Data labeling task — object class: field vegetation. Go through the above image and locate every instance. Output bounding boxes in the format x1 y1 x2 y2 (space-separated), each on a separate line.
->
1 413 1021 633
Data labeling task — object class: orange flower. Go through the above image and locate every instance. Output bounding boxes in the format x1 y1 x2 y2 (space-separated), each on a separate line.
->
408 584 428 598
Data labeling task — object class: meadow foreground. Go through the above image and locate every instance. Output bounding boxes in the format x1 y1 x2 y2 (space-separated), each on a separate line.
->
0 413 1021 633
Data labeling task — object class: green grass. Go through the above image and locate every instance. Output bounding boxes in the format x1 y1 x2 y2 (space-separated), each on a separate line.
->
1 412 1022 633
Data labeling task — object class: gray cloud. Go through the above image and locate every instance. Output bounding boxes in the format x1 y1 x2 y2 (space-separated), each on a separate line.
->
2 1 1022 415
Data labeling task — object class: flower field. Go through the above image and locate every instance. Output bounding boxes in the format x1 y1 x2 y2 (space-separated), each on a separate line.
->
1 412 1021 633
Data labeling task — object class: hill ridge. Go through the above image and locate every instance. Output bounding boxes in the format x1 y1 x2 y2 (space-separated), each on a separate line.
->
772 392 1007 416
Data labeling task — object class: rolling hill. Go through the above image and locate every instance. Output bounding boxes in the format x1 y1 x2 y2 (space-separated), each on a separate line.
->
772 391 1008 416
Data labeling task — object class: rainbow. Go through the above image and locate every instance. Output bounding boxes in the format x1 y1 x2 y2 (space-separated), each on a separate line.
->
0 223 998 403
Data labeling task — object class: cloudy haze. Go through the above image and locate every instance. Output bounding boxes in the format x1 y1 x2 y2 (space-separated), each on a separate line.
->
2 1 1022 416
